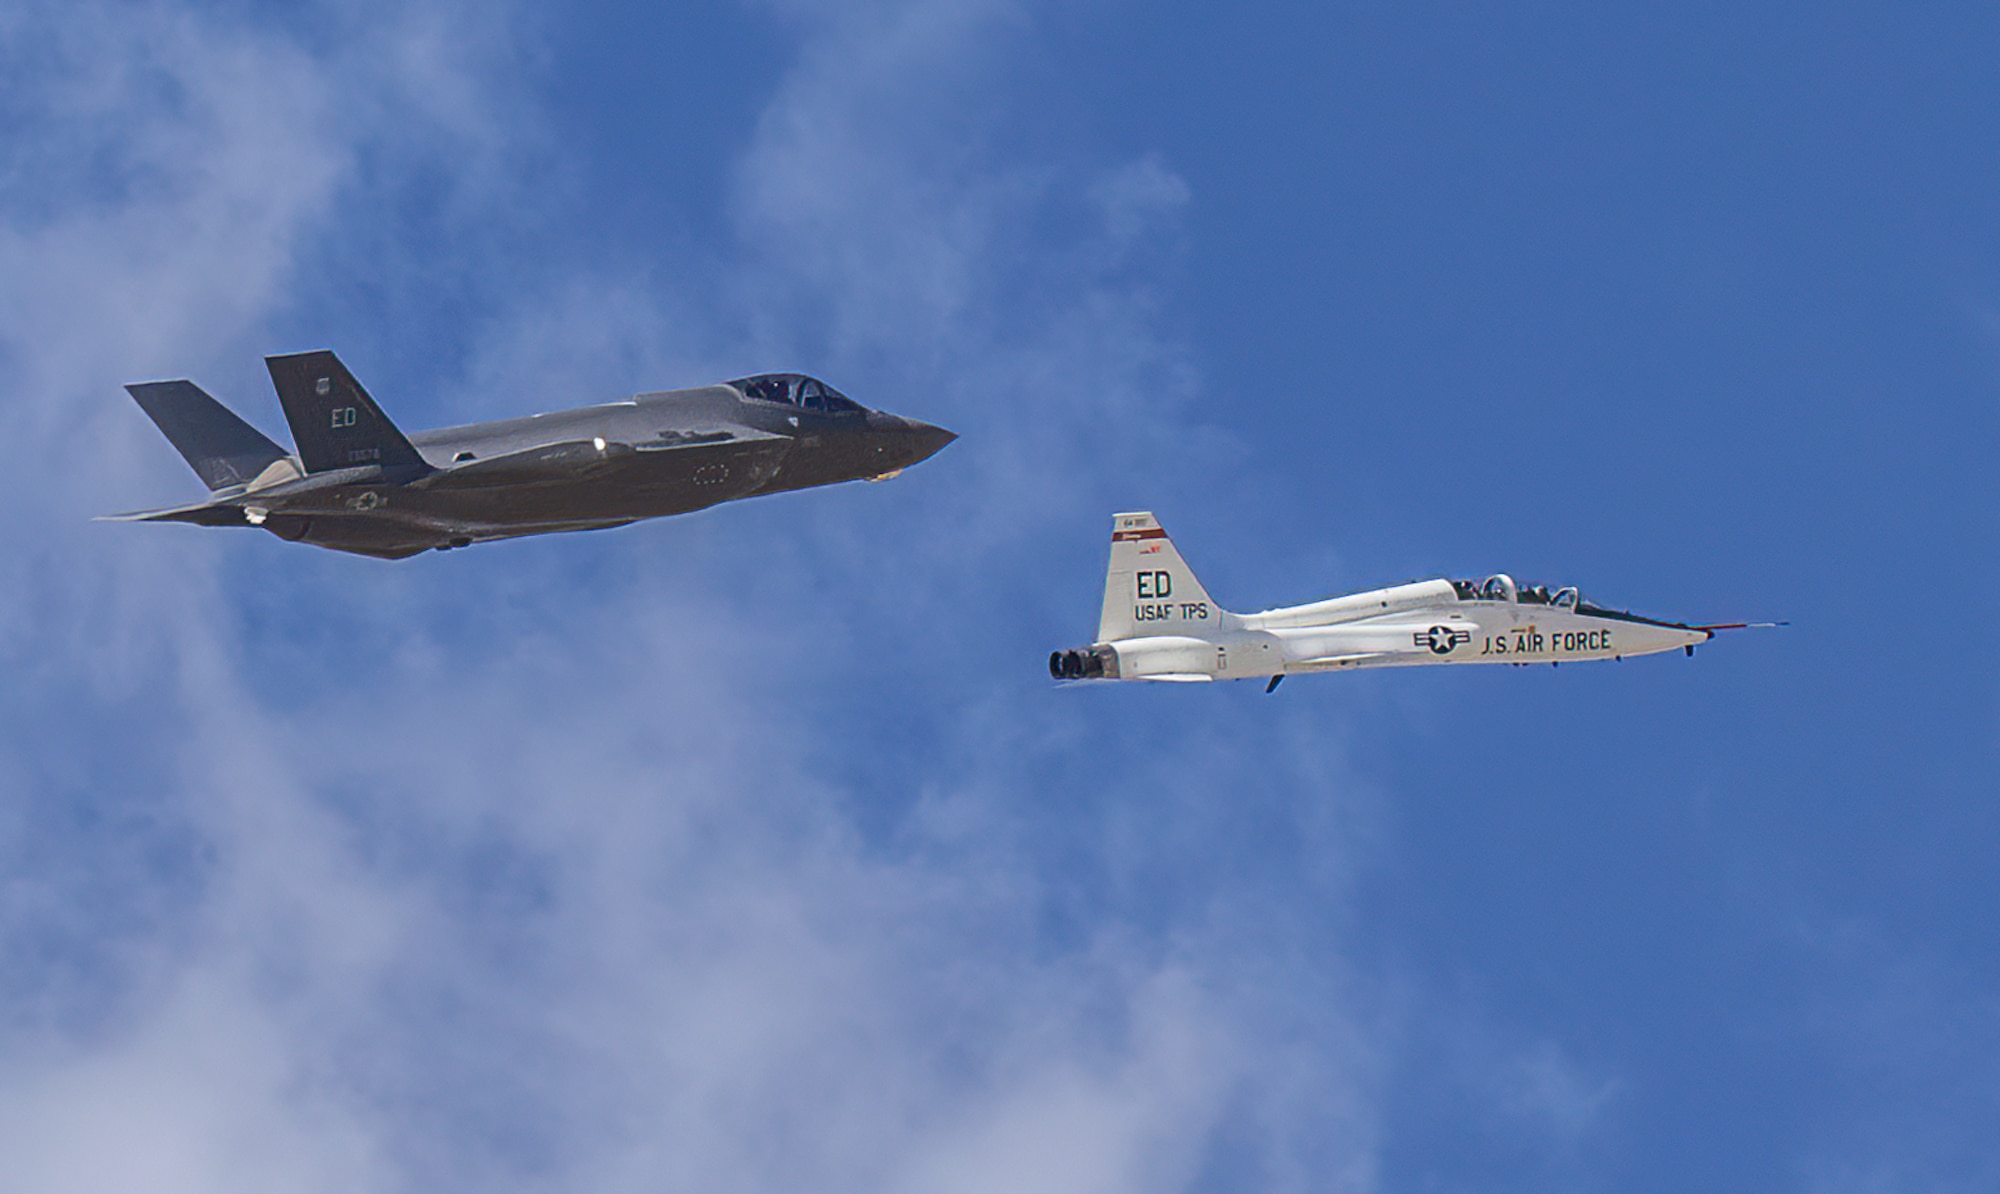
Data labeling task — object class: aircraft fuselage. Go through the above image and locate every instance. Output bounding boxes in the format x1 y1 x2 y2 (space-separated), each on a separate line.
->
114 357 955 559
1051 512 1723 685
1096 580 1708 681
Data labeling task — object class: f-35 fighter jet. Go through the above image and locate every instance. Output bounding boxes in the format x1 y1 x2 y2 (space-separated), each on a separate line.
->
1050 512 1773 689
108 351 955 558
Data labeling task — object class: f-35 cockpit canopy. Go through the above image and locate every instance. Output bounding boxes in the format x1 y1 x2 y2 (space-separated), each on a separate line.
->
727 373 864 413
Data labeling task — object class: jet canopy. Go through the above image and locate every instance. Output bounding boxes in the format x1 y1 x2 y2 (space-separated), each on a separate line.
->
727 373 863 413
1451 575 1582 609
1450 574 1696 630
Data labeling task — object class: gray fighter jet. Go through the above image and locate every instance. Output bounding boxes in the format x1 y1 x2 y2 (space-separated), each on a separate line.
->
107 351 955 558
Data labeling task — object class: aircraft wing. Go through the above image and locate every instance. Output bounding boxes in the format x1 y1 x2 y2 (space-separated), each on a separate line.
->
1136 673 1214 682
416 429 788 491
1291 652 1398 670
635 426 778 448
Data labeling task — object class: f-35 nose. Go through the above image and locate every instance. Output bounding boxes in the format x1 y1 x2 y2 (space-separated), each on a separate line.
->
907 419 956 464
866 411 957 467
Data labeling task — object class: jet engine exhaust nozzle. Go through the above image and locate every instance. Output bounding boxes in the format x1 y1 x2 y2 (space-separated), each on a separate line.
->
1049 646 1115 681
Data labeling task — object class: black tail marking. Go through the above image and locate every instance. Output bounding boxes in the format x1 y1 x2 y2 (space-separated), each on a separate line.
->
266 350 430 478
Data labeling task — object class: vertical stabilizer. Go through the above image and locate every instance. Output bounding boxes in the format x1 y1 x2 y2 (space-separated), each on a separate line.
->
266 350 430 478
1097 511 1223 641
126 380 289 491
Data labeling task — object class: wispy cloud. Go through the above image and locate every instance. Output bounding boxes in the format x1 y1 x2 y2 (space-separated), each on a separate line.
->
0 2 1387 1191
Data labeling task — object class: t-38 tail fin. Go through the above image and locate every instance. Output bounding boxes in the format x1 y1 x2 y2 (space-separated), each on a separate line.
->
126 380 289 491
1098 511 1223 641
266 350 430 478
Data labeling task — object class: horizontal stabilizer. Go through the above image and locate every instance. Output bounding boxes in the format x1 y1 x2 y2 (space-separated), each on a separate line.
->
97 500 248 527
127 380 288 491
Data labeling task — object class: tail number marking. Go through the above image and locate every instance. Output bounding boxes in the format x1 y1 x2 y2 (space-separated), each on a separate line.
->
331 406 358 429
1132 573 1208 622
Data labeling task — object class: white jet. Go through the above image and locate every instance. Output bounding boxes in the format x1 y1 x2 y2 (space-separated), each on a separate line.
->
1050 511 1772 691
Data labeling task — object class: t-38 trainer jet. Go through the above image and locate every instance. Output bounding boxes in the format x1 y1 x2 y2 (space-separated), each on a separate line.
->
107 352 955 559
1050 512 1773 690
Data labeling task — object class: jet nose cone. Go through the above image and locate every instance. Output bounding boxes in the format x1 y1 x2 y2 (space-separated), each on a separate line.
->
866 411 957 469
908 419 957 464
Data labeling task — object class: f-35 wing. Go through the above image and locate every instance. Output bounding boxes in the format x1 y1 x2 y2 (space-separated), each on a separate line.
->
416 429 788 491
415 439 643 489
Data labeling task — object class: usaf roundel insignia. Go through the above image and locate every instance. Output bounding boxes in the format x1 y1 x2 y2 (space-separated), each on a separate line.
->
1420 625 1470 655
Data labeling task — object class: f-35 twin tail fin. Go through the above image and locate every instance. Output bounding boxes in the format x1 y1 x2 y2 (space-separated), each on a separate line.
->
266 350 430 478
125 380 289 491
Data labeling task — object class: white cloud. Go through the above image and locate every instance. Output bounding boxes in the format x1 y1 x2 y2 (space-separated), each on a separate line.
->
1495 1040 1619 1141
0 2 1383 1191
1090 155 1192 248
0 966 387 1194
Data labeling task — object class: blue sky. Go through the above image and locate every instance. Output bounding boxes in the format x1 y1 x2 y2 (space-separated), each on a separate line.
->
2 2 1996 1190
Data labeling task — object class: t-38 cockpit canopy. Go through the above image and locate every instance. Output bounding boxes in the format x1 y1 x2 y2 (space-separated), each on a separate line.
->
1451 574 1583 609
1450 575 1697 629
726 373 864 413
